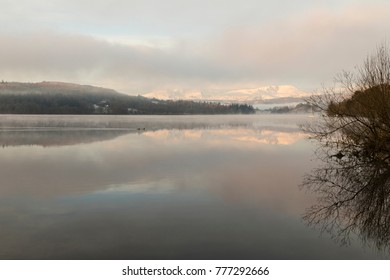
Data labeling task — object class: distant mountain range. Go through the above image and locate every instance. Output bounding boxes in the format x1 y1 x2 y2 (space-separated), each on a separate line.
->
0 82 310 104
143 85 311 105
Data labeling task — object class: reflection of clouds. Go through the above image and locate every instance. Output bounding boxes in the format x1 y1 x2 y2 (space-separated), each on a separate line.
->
0 127 312 214
144 130 203 139
234 130 306 145
98 179 177 194
0 129 133 147
2 115 381 259
143 128 307 145
0 116 311 216
143 130 170 138
89 146 314 216
182 130 203 139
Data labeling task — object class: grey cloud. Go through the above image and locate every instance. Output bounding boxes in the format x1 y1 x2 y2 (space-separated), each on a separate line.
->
0 31 244 92
0 2 389 93
206 4 390 88
1 0 328 35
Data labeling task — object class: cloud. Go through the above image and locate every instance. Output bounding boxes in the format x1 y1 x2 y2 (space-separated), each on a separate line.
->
206 4 390 87
0 30 241 92
0 2 389 93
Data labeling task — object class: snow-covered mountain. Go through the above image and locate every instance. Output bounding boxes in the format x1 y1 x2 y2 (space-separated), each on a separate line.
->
143 89 204 101
142 85 311 104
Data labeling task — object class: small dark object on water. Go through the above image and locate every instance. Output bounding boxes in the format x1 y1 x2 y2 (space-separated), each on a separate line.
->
331 151 344 159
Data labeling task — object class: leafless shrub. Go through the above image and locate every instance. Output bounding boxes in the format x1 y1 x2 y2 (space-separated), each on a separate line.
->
302 44 390 251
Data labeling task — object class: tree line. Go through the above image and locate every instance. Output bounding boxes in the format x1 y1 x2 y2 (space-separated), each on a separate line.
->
0 92 255 115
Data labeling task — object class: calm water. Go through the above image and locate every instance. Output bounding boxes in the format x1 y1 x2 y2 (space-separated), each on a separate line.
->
0 114 386 259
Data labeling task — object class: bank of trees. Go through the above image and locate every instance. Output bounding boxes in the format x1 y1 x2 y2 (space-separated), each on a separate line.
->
0 91 255 115
305 44 390 164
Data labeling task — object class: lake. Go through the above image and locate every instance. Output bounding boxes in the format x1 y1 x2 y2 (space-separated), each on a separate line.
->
0 114 386 259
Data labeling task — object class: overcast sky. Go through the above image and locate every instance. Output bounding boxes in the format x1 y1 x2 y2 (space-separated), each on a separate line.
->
0 0 389 94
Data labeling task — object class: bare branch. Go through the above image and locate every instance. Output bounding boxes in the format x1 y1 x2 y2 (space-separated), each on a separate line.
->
302 43 390 252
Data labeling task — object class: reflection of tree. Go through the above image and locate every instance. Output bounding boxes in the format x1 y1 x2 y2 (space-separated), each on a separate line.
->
302 45 390 251
303 150 390 249
0 129 132 147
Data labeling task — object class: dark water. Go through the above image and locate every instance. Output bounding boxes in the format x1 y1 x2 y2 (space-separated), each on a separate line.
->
0 114 386 259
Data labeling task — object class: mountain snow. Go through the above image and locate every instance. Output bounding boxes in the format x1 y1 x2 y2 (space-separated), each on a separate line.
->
142 85 310 104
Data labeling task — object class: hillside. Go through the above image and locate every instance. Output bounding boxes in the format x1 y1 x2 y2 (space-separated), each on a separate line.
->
0 81 119 96
327 84 390 118
265 102 319 114
0 81 255 115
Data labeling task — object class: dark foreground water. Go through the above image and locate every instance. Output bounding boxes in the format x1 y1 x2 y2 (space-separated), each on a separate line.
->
0 114 386 259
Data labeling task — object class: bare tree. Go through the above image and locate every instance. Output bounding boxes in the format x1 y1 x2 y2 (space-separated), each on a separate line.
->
302 44 390 251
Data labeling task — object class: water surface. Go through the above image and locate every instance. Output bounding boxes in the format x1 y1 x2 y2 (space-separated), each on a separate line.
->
0 114 385 259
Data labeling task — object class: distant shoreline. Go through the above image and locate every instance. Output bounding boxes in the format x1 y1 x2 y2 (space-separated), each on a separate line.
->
0 82 255 115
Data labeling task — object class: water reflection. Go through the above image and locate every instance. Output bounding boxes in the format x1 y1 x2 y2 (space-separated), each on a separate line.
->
0 129 133 147
0 125 308 199
143 129 306 146
0 114 307 148
0 115 385 259
0 114 306 130
303 120 390 253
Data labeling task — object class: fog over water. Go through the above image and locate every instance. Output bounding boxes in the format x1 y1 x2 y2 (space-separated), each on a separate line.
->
0 115 386 259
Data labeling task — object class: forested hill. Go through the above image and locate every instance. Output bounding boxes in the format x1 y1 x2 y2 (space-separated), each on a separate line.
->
327 84 390 118
0 81 255 115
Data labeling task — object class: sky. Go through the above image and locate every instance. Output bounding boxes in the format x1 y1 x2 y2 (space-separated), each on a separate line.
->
0 0 389 95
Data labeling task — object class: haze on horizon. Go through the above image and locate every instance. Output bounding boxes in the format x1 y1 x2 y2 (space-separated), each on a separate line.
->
0 0 389 97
